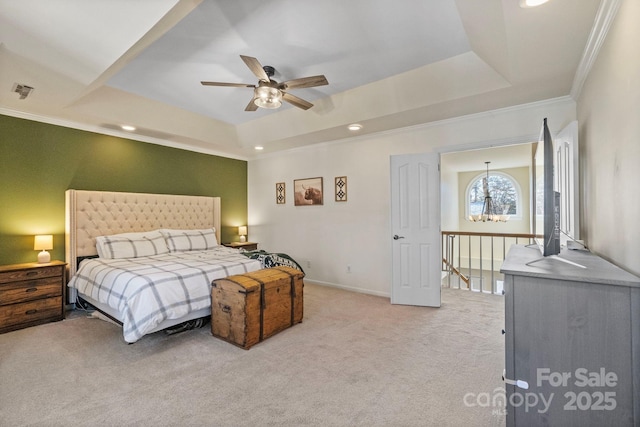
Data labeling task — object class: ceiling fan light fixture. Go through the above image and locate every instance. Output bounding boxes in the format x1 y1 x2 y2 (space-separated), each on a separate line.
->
201 55 326 112
253 85 282 109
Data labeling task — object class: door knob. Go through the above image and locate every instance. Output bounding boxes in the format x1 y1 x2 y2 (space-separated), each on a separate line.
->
393 235 405 240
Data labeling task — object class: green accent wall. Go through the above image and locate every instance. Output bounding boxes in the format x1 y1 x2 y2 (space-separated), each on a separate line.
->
0 114 248 265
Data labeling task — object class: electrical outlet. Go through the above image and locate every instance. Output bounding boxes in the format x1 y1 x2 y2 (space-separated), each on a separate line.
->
347 265 351 273
306 260 311 269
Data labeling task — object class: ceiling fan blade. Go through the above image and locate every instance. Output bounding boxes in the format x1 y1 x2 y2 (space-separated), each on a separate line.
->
282 92 313 110
240 55 270 82
245 97 259 111
279 75 328 90
201 81 255 88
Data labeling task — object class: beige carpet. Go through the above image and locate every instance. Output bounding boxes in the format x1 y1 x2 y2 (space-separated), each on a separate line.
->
0 283 506 427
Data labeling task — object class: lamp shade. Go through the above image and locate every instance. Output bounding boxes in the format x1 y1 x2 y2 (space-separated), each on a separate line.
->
34 235 53 250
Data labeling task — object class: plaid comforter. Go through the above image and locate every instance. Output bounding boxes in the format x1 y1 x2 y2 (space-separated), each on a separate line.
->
68 246 262 343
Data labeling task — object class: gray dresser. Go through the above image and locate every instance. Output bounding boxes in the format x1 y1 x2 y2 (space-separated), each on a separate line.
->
501 245 640 426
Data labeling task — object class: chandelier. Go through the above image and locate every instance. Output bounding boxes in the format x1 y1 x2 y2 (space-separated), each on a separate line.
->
468 161 510 223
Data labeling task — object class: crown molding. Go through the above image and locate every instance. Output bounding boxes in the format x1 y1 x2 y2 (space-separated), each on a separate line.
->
0 107 248 161
570 0 622 100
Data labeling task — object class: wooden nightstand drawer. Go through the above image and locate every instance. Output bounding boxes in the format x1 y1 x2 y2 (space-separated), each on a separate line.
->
0 265 63 284
0 277 63 305
0 296 63 333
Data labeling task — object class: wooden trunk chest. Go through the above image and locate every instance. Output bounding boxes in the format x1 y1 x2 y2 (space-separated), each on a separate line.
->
211 266 304 349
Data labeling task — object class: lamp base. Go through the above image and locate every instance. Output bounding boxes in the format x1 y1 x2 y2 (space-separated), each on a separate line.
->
37 250 50 263
239 236 246 243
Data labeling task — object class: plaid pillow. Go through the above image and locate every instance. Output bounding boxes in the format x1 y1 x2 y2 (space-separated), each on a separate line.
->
160 228 218 252
97 230 170 259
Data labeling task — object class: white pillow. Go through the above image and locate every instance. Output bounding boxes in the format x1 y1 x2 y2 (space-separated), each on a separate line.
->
96 230 170 259
159 228 218 252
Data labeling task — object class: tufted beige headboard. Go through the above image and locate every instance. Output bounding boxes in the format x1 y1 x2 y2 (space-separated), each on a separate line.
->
65 189 221 280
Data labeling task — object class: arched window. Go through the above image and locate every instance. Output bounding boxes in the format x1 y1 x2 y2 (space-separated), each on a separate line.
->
466 171 521 219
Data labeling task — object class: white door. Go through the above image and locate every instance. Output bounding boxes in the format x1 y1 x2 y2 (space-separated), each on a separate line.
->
390 153 441 307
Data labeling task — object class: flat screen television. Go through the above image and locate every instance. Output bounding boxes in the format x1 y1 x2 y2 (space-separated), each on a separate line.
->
533 118 560 256
530 118 585 268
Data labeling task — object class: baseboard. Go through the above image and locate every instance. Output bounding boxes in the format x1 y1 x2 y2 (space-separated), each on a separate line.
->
304 279 390 298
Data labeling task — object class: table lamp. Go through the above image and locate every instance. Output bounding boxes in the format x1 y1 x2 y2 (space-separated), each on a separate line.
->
238 226 247 243
34 234 53 263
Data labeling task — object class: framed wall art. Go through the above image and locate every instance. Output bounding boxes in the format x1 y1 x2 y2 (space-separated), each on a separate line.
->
335 176 347 202
276 182 286 204
294 177 323 206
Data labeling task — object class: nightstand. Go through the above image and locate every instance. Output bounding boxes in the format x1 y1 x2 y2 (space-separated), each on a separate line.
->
0 260 66 334
223 242 258 251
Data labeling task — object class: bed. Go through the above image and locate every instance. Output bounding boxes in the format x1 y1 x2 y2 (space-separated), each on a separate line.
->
65 189 263 343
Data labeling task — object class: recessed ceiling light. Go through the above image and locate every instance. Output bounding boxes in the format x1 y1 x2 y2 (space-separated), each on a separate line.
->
254 146 264 150
519 0 550 8
121 125 136 131
348 124 362 131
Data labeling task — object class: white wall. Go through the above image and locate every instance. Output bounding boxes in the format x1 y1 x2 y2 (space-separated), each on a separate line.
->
440 169 459 231
248 97 576 297
577 0 640 276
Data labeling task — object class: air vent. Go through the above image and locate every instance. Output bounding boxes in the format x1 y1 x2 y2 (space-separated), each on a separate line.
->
12 83 34 99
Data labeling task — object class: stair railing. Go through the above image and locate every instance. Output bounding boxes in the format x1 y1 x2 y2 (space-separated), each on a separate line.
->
441 231 537 294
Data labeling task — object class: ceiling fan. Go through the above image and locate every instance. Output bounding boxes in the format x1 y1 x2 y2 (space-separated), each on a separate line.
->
201 55 328 111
